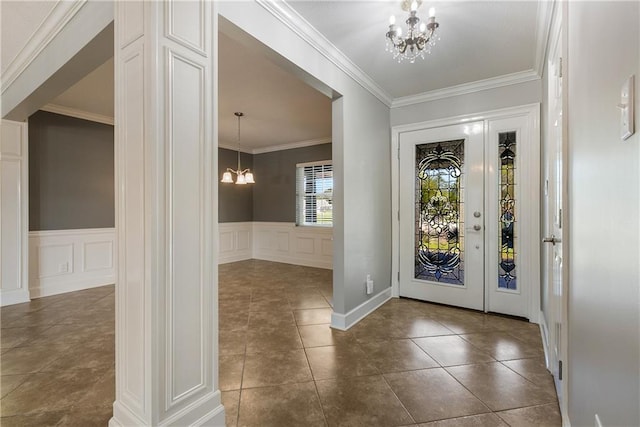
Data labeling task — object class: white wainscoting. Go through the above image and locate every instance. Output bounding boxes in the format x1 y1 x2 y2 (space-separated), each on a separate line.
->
218 222 253 264
29 228 116 298
218 222 333 270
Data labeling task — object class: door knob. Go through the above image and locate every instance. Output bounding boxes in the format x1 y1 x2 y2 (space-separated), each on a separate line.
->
543 235 561 245
473 224 482 231
473 211 481 218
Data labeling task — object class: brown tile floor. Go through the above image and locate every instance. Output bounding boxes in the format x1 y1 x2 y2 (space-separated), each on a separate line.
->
1 260 561 426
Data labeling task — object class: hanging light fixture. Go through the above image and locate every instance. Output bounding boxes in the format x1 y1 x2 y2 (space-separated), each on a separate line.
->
221 112 255 185
386 0 440 63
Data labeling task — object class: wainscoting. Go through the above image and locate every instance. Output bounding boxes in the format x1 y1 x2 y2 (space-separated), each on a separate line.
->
219 222 333 270
28 228 116 298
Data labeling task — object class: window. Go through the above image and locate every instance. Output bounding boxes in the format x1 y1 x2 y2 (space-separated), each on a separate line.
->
296 160 333 226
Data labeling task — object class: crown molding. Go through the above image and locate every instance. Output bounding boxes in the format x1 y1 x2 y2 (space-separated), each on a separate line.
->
1 1 87 94
534 0 555 77
40 103 114 125
391 69 541 108
256 0 393 107
218 143 253 155
252 137 331 154
219 137 331 155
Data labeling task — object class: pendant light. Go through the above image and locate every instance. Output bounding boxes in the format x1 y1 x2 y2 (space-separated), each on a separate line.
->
221 112 255 185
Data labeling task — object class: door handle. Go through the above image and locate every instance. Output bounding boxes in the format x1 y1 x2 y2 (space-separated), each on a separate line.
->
543 235 561 245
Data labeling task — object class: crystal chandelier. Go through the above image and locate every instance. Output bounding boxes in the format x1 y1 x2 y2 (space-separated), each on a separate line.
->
386 0 440 63
221 112 255 185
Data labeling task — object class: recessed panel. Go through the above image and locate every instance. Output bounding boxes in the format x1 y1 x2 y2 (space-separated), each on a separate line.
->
219 231 234 253
1 123 22 155
237 230 250 251
321 238 333 256
277 232 290 252
1 160 21 289
296 237 315 254
84 241 114 271
38 244 73 277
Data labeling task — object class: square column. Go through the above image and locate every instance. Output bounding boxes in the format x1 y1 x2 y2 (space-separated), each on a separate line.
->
110 1 223 425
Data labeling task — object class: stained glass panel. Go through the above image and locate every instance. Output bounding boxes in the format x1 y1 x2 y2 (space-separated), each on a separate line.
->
415 140 465 285
498 131 517 290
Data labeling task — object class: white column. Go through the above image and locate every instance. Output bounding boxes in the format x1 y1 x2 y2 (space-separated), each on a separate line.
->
110 1 223 426
0 120 30 306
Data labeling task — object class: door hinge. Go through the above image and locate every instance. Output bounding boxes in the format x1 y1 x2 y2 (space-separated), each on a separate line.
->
397 271 400 282
397 210 400 221
397 145 400 160
558 360 563 380
558 57 563 78
558 208 562 229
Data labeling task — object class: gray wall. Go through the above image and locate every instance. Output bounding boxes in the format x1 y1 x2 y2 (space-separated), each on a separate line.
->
567 2 639 426
218 148 253 222
252 143 332 222
29 111 114 231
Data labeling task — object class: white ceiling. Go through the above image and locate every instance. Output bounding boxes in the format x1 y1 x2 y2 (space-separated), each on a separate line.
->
36 0 545 149
287 0 541 99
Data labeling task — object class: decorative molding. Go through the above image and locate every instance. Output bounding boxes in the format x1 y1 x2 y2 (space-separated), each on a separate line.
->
252 137 332 154
1 1 87 93
534 0 555 77
219 222 252 264
331 287 392 331
256 0 393 107
28 228 116 298
0 120 29 307
253 222 332 269
391 70 540 108
539 310 550 368
218 222 333 270
40 104 114 125
219 137 331 155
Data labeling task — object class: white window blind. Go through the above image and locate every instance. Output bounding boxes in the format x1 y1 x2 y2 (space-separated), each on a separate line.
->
296 160 333 226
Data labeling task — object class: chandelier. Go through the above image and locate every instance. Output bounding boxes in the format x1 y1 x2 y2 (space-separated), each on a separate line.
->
386 0 440 63
221 112 255 185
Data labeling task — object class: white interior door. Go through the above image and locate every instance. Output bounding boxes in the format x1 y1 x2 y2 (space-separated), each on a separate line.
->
545 14 566 406
399 122 485 310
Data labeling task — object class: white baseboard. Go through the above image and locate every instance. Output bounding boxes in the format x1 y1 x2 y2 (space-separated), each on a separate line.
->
218 222 333 270
29 228 116 299
331 287 392 331
539 309 551 368
0 288 30 307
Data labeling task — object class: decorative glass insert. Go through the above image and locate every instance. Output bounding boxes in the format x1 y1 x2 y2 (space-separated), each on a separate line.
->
415 140 465 285
498 131 517 290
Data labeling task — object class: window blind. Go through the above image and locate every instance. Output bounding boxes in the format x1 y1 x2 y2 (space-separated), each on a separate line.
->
296 160 333 226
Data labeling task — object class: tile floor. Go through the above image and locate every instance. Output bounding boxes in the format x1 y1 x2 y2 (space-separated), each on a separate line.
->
1 259 561 426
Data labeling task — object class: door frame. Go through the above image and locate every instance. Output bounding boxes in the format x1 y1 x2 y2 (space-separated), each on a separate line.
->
391 103 541 323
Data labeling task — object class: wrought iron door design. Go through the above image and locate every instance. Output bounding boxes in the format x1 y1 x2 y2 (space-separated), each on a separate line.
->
415 140 465 285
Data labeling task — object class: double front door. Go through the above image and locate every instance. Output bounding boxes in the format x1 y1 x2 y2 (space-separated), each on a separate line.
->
398 111 539 319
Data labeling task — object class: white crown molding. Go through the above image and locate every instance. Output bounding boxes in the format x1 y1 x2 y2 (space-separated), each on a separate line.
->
1 1 87 93
40 104 114 126
251 137 331 154
391 69 541 108
219 137 331 155
534 0 555 77
218 143 253 155
256 0 393 107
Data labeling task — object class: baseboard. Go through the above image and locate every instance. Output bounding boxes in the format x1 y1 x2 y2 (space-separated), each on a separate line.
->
331 287 392 331
539 310 551 368
30 277 114 299
0 288 31 307
111 392 225 427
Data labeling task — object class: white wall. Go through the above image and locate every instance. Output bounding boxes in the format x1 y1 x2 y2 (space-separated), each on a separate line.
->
390 79 541 127
567 2 640 426
217 2 392 323
28 228 115 298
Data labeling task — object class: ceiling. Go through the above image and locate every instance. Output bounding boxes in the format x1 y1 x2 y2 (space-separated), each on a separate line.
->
41 0 545 150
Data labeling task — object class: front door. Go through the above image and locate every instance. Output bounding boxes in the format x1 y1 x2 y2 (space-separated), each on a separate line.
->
398 112 538 319
399 122 485 310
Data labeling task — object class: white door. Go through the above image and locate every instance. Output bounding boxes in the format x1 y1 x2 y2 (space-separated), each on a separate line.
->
545 12 566 407
399 122 485 310
398 113 538 318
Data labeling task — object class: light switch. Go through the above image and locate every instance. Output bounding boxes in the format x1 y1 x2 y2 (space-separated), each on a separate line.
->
619 75 634 141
